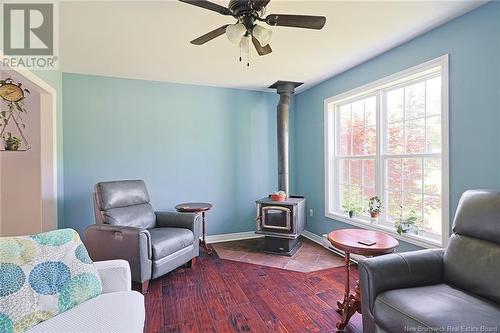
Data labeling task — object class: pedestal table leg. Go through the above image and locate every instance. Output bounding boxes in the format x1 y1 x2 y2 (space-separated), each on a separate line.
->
337 252 351 312
336 251 361 331
199 211 212 254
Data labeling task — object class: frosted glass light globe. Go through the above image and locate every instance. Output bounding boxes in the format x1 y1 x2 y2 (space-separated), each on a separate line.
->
239 35 251 56
226 23 246 44
252 25 272 46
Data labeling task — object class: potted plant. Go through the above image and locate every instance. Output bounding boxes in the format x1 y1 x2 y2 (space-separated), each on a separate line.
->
3 133 21 151
368 196 382 218
343 200 362 218
394 206 419 235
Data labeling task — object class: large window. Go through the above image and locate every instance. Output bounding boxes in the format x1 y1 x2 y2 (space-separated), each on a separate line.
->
325 56 449 247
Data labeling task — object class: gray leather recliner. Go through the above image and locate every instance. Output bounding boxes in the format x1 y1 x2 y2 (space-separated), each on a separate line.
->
84 180 200 293
359 189 500 333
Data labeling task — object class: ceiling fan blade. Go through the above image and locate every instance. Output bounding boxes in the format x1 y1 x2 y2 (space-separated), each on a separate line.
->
191 25 229 45
252 36 272 56
250 0 271 11
179 0 232 16
265 14 326 30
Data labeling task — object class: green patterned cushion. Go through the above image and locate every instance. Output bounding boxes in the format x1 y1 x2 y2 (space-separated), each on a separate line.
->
0 229 102 333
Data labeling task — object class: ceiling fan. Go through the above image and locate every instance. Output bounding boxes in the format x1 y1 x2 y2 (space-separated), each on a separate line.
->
179 0 327 65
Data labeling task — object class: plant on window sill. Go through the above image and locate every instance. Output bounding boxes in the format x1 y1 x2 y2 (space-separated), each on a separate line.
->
394 206 419 235
342 202 362 219
368 196 382 219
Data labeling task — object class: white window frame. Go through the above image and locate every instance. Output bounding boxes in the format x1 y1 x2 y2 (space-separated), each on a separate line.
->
324 55 449 248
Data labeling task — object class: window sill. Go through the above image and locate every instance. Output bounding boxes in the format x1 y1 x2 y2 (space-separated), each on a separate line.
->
325 212 443 249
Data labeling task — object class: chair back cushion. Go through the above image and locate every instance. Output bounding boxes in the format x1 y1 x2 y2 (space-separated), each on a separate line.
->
103 204 156 228
0 229 102 333
444 234 500 303
452 189 500 244
95 180 155 228
96 180 150 210
444 189 500 303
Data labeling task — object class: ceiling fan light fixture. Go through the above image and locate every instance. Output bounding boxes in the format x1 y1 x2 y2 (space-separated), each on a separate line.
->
226 23 247 44
239 35 251 55
252 25 272 46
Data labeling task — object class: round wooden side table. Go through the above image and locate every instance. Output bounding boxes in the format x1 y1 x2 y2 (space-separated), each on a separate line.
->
327 229 399 331
175 202 213 254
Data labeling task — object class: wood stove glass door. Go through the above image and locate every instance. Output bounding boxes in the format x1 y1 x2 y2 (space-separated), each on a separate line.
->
261 206 291 231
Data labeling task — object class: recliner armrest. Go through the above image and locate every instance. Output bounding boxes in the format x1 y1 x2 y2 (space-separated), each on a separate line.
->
155 212 199 232
359 248 444 314
84 224 152 283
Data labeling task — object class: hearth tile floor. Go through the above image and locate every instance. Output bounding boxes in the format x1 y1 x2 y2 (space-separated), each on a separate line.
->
211 236 344 272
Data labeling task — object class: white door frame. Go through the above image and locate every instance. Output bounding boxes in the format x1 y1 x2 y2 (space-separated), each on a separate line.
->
0 54 58 233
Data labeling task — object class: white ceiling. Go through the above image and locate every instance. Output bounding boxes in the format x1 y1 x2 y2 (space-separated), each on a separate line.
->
60 1 485 92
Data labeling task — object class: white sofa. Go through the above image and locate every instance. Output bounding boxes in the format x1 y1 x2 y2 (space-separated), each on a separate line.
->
28 260 145 333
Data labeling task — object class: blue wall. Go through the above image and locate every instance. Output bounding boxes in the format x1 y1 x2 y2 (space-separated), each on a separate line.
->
294 2 500 250
62 73 283 235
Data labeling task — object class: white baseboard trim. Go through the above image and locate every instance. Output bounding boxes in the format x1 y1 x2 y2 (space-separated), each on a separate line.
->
301 229 363 263
205 231 264 244
301 229 327 245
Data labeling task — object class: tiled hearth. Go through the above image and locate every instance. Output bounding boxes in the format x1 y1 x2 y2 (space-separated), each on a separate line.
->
211 236 344 272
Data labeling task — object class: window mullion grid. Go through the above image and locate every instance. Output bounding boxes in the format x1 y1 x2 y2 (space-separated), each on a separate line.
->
361 159 365 212
334 156 340 212
403 87 407 155
349 105 353 206
377 91 385 225
422 81 427 231
399 157 403 217
383 152 440 159
424 80 428 155
398 87 405 218
335 105 341 212
361 101 366 211
421 157 425 231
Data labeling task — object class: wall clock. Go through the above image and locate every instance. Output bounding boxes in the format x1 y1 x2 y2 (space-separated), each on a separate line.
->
0 83 24 102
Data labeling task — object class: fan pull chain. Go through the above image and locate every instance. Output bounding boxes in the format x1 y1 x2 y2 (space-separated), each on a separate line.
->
239 44 242 62
247 38 250 67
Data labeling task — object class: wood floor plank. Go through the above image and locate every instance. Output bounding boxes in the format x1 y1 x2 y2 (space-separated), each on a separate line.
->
144 278 164 333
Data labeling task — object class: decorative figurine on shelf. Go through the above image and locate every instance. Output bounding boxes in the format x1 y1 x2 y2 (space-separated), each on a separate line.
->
0 78 31 151
368 196 382 218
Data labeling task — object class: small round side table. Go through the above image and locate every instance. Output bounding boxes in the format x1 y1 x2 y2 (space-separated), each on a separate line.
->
175 202 213 255
327 229 398 331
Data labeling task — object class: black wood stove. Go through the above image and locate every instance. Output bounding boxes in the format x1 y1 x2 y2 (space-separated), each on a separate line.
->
256 196 306 256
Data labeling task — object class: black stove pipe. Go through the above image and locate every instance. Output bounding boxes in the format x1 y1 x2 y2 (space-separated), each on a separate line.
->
269 81 303 195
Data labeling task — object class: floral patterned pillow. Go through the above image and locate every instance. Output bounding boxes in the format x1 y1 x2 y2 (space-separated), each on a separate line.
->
0 229 102 333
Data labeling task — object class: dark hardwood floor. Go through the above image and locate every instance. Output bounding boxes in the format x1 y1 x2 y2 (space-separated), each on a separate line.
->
144 247 362 333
